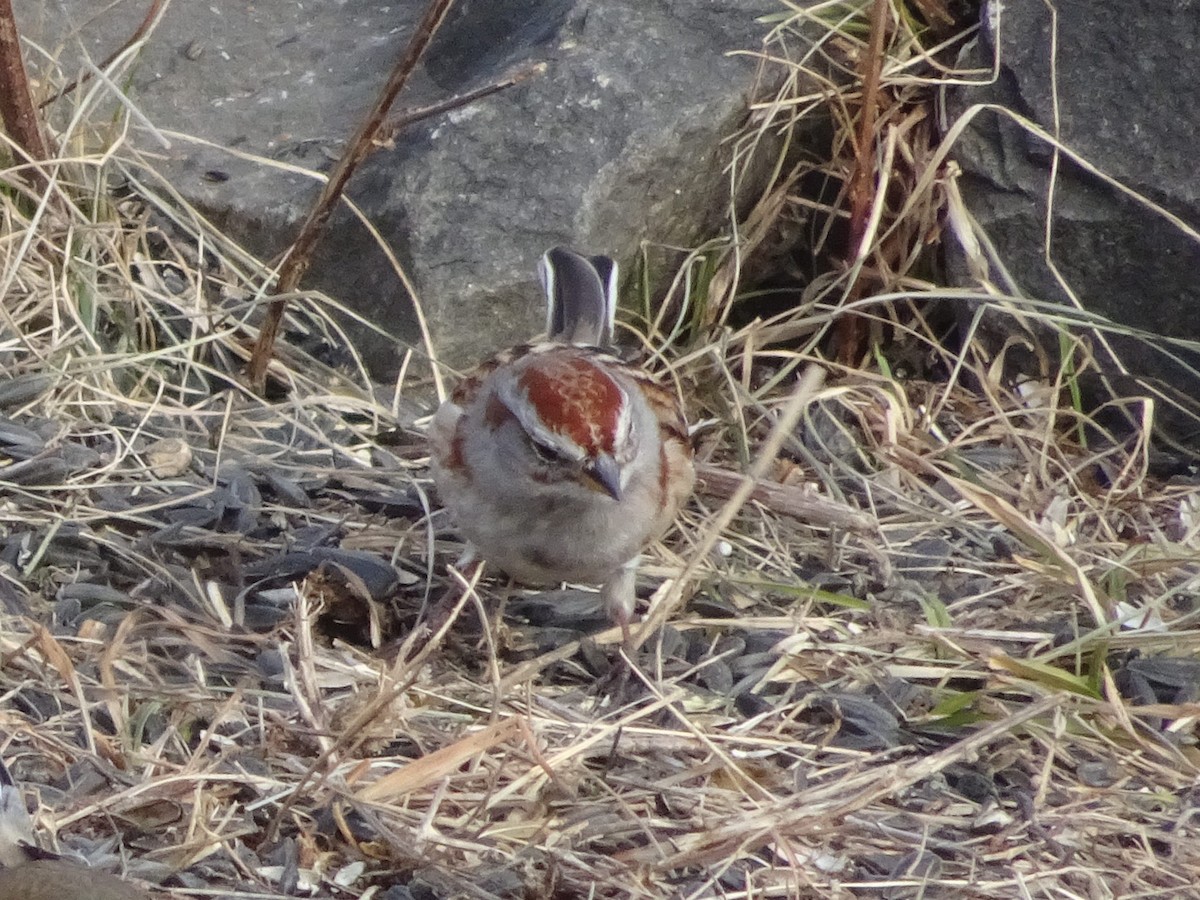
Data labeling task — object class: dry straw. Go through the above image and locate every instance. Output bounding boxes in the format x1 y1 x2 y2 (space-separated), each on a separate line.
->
0 1 1197 897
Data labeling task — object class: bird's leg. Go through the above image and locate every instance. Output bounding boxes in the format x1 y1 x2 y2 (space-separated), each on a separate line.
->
598 559 642 699
600 558 639 654
453 543 479 572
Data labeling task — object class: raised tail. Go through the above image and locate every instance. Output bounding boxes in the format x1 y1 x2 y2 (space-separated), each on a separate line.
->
538 246 618 347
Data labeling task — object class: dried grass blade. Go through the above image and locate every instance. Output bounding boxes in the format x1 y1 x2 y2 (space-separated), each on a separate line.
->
357 717 520 803
944 474 1110 626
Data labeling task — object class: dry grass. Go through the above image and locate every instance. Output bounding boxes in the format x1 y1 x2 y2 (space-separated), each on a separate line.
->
0 2 1198 898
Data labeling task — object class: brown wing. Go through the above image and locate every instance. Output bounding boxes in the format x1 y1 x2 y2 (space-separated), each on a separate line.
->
447 343 535 407
617 363 694 529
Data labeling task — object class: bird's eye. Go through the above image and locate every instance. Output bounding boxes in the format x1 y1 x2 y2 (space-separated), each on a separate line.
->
529 438 568 464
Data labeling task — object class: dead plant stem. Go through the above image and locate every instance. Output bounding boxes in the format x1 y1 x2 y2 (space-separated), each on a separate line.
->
247 0 458 391
836 0 890 364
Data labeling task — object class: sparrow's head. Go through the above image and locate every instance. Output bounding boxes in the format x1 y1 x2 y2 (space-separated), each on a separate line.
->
490 347 635 500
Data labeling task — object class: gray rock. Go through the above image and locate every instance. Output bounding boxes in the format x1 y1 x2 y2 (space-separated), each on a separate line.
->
18 0 775 374
945 0 1200 408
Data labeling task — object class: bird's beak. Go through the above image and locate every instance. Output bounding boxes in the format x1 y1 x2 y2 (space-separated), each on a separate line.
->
582 453 622 501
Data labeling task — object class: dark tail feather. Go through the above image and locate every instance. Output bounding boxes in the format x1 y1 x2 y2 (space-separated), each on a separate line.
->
539 246 618 347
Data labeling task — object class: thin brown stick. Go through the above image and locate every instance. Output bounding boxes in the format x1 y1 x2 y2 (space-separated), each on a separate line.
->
695 462 875 533
247 0 458 392
379 61 545 144
834 0 889 365
0 0 52 188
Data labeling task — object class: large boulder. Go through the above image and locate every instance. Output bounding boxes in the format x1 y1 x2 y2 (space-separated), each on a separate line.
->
19 0 775 375
945 0 1200 421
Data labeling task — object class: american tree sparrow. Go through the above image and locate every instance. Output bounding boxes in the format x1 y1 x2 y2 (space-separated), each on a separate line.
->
429 247 694 640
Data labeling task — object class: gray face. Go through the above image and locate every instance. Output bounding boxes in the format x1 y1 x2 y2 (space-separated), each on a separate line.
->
480 352 639 501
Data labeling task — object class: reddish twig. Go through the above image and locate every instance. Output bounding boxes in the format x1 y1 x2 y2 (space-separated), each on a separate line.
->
0 0 52 190
834 0 890 366
247 0 459 392
379 61 545 144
